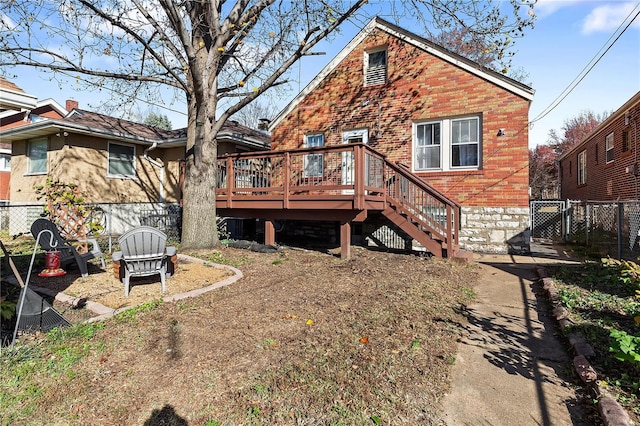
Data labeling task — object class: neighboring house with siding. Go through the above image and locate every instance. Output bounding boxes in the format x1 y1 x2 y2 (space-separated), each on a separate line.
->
559 91 640 201
268 17 534 254
0 108 270 204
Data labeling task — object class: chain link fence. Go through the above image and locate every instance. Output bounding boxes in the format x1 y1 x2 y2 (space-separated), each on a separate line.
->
0 202 183 252
564 200 640 260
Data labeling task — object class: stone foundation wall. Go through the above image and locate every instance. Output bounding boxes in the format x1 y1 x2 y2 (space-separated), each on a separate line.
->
459 206 530 254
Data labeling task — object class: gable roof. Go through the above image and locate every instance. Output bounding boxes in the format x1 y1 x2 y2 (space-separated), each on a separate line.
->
0 77 37 111
0 98 68 123
558 90 640 161
269 17 535 130
0 108 270 149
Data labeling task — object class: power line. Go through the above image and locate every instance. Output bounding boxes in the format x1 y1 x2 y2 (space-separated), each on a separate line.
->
530 2 640 125
57 71 188 117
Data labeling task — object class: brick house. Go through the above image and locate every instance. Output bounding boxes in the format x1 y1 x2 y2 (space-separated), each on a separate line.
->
267 17 534 254
559 91 640 201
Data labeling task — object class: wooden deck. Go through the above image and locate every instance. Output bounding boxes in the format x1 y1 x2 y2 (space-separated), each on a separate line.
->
216 143 460 258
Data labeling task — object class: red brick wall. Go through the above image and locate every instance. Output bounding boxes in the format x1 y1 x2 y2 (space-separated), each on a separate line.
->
560 104 640 201
271 29 531 208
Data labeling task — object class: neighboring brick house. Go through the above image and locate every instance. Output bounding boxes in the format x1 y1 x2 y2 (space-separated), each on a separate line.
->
559 91 640 201
269 17 534 253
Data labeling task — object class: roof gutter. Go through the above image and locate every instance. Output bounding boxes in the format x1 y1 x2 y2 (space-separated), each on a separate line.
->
143 142 165 203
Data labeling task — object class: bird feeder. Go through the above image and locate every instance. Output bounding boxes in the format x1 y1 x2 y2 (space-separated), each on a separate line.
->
38 250 66 277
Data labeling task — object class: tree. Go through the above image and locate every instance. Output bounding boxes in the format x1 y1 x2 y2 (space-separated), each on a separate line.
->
551 110 609 156
143 112 173 130
529 110 610 199
231 100 275 130
431 27 530 84
529 144 558 199
0 0 536 249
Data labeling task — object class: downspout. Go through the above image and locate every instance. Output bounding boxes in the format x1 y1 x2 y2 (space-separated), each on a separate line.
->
143 142 165 203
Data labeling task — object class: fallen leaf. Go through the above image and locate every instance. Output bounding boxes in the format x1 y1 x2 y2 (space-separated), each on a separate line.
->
360 336 369 344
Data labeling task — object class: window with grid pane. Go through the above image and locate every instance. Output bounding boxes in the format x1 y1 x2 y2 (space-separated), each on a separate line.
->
364 49 387 86
415 122 441 170
451 118 479 168
304 134 324 178
605 132 614 163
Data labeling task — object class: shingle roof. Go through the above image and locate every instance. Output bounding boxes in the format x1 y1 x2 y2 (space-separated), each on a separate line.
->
66 109 187 141
66 109 269 147
0 77 25 93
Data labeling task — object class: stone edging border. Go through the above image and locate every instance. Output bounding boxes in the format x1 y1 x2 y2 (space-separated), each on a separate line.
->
535 266 632 426
31 253 243 323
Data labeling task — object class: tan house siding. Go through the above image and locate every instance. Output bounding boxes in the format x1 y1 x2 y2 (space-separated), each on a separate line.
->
270 28 531 209
10 134 182 203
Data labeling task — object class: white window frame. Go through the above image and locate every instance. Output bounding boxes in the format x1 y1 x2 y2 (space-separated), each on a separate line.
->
364 47 387 87
413 116 481 172
108 142 136 178
0 150 10 172
303 134 324 178
577 150 586 185
414 121 441 170
605 132 614 163
27 138 47 175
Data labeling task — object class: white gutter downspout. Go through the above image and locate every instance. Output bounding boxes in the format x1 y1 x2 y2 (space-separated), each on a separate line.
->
143 142 165 202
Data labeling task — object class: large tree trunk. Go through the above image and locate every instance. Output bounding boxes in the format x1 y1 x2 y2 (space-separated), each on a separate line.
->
180 87 220 249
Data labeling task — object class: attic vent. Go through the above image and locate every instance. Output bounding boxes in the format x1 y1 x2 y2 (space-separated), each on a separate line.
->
364 49 387 87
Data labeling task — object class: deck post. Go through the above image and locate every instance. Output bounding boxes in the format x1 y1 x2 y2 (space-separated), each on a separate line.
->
340 220 351 259
355 145 365 210
265 220 275 246
283 152 290 209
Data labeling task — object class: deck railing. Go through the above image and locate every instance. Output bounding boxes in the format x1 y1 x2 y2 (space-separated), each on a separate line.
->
216 143 459 250
216 144 387 207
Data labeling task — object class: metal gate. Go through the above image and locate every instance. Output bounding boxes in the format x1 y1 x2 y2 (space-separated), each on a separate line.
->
531 200 565 240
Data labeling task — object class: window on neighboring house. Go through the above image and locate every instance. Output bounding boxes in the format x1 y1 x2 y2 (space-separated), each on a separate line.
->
364 48 387 86
27 139 47 174
413 116 480 171
605 132 614 163
108 142 136 177
622 130 629 152
0 153 10 172
577 150 586 185
303 134 324 178
595 143 599 164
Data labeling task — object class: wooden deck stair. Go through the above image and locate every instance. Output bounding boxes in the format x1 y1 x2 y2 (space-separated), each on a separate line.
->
216 143 462 259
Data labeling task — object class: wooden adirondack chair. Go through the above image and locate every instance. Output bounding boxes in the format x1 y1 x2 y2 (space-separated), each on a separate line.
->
113 226 176 297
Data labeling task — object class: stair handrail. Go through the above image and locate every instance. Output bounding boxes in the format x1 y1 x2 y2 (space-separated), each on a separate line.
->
384 159 460 254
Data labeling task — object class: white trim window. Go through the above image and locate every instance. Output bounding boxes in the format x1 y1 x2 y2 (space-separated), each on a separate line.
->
605 132 614 163
303 134 324 178
108 142 136 178
0 152 10 172
413 116 480 171
414 122 441 170
27 138 47 175
577 150 586 185
364 48 387 86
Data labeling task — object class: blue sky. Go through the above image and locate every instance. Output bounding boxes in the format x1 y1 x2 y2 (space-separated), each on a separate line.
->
4 0 639 149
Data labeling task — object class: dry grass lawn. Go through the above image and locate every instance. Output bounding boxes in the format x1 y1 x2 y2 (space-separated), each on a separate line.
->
3 245 478 425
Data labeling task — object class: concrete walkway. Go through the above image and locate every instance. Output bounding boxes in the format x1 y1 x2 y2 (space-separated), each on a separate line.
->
440 243 590 425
